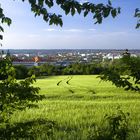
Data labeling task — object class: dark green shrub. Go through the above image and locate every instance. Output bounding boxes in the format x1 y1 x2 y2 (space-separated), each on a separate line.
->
88 108 130 140
0 58 43 126
14 65 29 79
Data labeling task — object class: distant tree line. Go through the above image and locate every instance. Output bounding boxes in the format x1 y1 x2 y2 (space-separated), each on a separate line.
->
0 62 105 79
38 62 104 76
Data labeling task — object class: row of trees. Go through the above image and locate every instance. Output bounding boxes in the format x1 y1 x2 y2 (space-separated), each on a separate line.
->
4 62 105 79
32 62 104 76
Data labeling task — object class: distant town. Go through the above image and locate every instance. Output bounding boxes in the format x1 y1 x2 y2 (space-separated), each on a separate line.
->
0 49 140 67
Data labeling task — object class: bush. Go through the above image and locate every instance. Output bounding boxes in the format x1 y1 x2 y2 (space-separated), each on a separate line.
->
14 65 29 79
99 56 140 92
0 58 43 126
88 107 130 140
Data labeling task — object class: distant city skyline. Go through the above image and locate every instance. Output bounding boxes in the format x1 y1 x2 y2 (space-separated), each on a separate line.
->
1 0 140 49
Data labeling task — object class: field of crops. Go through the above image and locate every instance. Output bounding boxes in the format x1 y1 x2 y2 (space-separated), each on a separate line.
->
11 75 140 139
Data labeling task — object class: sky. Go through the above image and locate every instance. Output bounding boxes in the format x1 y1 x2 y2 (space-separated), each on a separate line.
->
0 0 140 49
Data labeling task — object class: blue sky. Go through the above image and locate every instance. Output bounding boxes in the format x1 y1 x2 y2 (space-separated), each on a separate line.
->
1 0 140 49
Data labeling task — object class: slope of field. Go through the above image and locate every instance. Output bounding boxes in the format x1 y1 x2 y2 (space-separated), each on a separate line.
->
11 75 140 139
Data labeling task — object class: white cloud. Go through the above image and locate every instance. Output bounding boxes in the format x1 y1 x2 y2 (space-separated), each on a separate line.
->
63 29 83 32
43 28 84 32
44 28 58 32
43 28 97 33
44 28 86 33
88 28 96 31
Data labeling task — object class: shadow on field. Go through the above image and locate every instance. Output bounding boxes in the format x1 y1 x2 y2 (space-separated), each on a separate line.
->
0 118 56 139
68 89 75 93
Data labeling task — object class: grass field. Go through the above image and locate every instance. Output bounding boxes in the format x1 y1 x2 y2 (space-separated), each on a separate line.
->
11 75 140 139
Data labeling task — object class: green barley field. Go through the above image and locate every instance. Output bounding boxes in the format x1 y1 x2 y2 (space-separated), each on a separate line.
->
11 75 140 139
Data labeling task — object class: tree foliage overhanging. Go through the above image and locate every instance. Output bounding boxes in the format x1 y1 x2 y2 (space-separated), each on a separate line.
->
0 58 43 124
99 56 140 92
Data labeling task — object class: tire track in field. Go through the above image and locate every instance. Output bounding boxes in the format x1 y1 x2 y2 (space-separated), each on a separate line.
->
57 76 69 86
66 76 74 93
57 76 74 93
57 76 96 94
66 76 73 85
66 77 96 94
57 80 62 86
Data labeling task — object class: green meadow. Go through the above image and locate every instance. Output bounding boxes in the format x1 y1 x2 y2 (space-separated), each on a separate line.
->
11 75 140 139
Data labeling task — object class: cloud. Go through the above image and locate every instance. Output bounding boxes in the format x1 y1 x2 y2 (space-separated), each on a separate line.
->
63 29 83 32
63 28 96 32
44 28 83 32
88 28 96 31
43 28 95 33
44 29 58 32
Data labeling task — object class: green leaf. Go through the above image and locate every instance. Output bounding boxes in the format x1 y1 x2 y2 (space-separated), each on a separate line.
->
40 8 47 15
38 0 44 6
65 6 70 15
0 35 3 40
58 18 63 27
97 16 102 24
71 7 75 16
108 0 112 5
84 10 88 17
75 3 81 14
0 26 4 32
45 0 54 8
136 23 140 29
118 7 121 14
43 15 49 22
103 8 111 18
96 3 104 8
2 17 12 26
111 9 117 18
28 0 36 5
